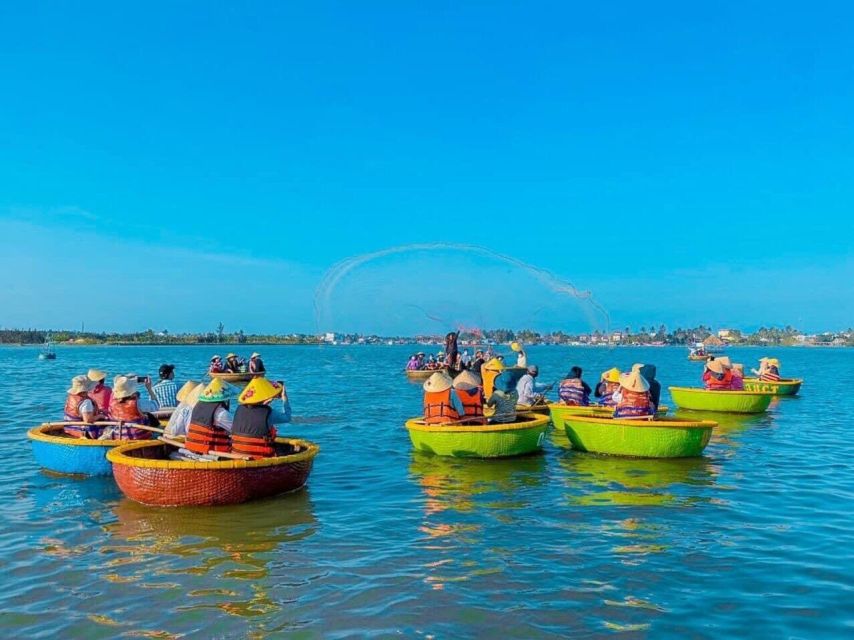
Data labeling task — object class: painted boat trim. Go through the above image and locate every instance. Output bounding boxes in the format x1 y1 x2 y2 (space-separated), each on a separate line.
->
28 423 129 448
405 414 550 434
560 415 716 429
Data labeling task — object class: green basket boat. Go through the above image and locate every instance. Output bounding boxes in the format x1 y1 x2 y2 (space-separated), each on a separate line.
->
562 415 715 458
548 403 669 430
669 387 772 413
404 413 550 458
742 378 802 396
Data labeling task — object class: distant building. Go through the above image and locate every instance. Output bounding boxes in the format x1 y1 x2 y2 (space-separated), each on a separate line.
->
717 329 736 341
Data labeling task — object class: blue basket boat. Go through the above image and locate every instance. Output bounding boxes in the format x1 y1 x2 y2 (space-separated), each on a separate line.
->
27 423 127 476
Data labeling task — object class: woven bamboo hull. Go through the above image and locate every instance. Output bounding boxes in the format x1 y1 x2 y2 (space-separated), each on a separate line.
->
404 368 444 380
107 439 318 507
688 355 708 361
563 415 715 458
404 414 550 458
209 372 263 383
548 404 669 430
669 387 772 413
27 424 123 476
742 378 802 396
515 403 550 415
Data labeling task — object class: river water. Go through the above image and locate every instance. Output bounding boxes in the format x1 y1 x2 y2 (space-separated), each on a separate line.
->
1 344 851 638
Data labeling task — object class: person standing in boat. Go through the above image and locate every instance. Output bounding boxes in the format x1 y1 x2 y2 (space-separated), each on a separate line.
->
422 371 461 424
107 376 159 439
453 370 485 424
558 366 591 406
209 355 225 373
151 363 179 408
470 350 486 376
511 342 527 368
443 331 459 369
164 381 204 438
702 359 732 390
248 352 266 374
87 369 112 415
185 378 233 455
485 371 519 424
594 368 621 406
517 366 550 406
63 375 104 438
231 378 292 458
613 367 654 419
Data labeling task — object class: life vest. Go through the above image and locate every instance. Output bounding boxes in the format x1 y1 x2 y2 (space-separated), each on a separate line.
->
559 378 589 406
455 387 485 424
63 394 104 438
109 397 153 440
423 389 460 424
186 402 231 454
760 366 781 382
596 381 619 406
614 389 653 418
89 384 112 413
231 405 277 458
703 370 733 391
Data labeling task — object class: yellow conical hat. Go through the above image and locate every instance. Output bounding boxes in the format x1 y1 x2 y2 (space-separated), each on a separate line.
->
199 378 230 402
619 370 649 393
483 358 505 372
600 367 620 383
238 377 283 404
176 380 201 404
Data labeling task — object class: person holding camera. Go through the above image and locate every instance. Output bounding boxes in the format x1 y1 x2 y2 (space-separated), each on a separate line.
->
151 363 179 408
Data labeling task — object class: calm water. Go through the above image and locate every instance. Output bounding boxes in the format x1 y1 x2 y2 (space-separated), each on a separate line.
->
1 345 851 638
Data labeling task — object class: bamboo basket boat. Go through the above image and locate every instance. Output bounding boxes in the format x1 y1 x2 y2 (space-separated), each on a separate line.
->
548 403 670 430
209 371 264 383
669 386 772 413
27 423 135 476
562 415 715 458
107 437 319 507
742 378 802 396
404 413 550 458
404 368 444 380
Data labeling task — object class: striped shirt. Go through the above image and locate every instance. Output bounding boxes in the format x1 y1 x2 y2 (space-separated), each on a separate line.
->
151 379 178 408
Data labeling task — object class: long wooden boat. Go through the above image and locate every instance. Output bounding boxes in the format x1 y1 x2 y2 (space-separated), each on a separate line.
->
742 378 802 396
107 437 319 507
27 423 127 476
562 415 715 458
404 413 550 458
548 403 670 430
209 371 264 383
669 386 772 413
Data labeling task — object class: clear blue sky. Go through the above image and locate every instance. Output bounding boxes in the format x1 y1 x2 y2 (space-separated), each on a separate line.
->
1 1 851 335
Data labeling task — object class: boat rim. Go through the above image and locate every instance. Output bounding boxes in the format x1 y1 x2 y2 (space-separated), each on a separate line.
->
562 415 716 429
106 437 319 469
741 377 803 385
27 423 129 447
668 386 772 396
405 413 549 433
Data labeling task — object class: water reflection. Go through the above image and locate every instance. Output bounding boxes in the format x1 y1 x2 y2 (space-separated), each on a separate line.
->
674 409 774 450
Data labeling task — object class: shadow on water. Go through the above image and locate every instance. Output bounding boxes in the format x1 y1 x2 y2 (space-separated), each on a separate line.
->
673 409 775 450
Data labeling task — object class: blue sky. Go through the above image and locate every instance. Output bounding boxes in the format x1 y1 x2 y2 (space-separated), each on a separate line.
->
1 1 851 334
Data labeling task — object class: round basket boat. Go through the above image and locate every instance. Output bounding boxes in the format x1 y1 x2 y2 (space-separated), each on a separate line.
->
742 378 802 396
669 387 772 413
209 372 264 383
562 415 715 458
404 413 550 458
515 403 551 415
548 403 670 430
27 423 128 476
404 368 442 380
107 438 319 507
688 355 709 361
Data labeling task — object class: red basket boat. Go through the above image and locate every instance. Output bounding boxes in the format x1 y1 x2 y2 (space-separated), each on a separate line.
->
106 438 319 507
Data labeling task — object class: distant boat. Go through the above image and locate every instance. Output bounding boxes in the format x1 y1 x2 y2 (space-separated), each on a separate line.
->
38 335 56 360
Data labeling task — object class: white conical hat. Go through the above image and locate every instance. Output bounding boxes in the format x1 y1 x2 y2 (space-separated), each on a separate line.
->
423 371 453 393
453 370 482 390
619 370 649 393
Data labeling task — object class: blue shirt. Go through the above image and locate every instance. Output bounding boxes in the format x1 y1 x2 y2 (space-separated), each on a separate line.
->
151 379 178 408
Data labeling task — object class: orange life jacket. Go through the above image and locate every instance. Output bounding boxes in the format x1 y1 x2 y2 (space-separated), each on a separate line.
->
455 387 485 424
89 384 112 413
703 370 733 391
423 389 460 424
614 389 653 418
63 394 103 438
186 401 231 454
109 397 153 440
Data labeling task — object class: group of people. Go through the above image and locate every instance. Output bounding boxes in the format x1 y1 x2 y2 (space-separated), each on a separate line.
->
209 352 265 374
407 334 529 375
555 363 662 419
701 356 781 391
63 364 180 439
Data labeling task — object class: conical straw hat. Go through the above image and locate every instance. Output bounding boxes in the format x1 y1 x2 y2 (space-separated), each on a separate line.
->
453 370 482 390
199 378 230 402
716 356 732 369
619 370 649 393
600 367 621 383
483 358 505 372
176 380 201 404
184 383 206 407
423 371 453 393
112 376 139 399
706 359 724 374
238 377 283 404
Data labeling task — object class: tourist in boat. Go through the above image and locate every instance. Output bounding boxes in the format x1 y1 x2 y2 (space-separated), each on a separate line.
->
107 376 159 439
481 357 506 398
248 352 266 374
613 368 654 419
558 366 591 406
164 381 204 438
702 359 733 391
209 355 225 373
231 377 292 458
406 354 419 370
470 350 486 376
511 341 527 368
63 375 104 438
638 364 662 412
415 352 426 369
224 353 243 373
87 368 112 414
517 366 549 406
759 358 782 382
422 371 461 424
453 370 485 424
594 368 621 406
151 363 178 408
185 378 234 455
730 363 745 390
461 350 471 368
485 371 519 424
